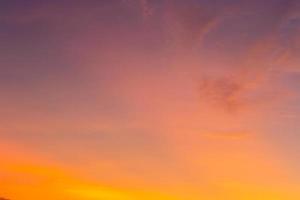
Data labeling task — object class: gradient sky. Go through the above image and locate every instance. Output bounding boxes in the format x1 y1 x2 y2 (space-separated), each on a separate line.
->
1 0 300 199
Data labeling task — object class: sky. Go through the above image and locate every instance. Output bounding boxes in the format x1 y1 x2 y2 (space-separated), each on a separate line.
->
0 0 300 199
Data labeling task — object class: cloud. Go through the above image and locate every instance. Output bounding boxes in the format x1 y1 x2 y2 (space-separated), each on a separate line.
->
140 0 153 17
198 75 250 112
159 0 237 49
201 131 252 140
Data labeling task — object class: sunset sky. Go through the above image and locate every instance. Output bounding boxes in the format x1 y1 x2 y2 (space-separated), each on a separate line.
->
1 0 300 199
